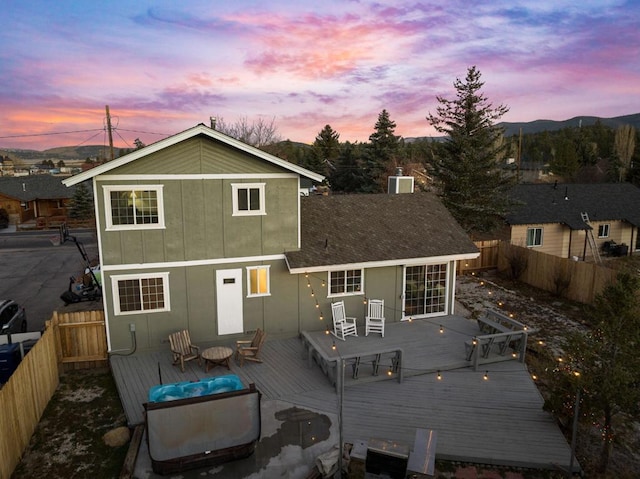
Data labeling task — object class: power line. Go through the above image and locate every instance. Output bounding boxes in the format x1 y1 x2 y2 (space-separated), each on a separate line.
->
0 128 104 139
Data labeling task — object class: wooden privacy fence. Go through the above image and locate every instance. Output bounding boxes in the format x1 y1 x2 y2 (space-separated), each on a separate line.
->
459 240 617 304
497 242 617 304
458 240 500 273
0 310 107 479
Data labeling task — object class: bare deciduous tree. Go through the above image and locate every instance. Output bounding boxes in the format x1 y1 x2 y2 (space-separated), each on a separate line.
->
214 116 282 148
614 124 636 182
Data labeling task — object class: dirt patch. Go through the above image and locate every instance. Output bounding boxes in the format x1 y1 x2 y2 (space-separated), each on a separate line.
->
11 367 128 479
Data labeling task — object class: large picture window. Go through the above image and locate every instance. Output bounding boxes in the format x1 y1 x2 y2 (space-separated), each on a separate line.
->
104 185 164 230
526 227 543 247
247 266 270 297
111 272 170 315
232 183 266 216
329 269 362 296
404 264 448 318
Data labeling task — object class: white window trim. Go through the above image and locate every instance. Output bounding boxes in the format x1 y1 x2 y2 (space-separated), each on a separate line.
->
526 227 543 247
103 185 165 231
597 224 610 238
327 269 364 298
232 183 266 216
246 265 271 297
111 272 170 315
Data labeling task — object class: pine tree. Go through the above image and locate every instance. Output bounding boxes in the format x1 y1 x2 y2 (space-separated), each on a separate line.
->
549 272 640 474
427 66 514 234
365 109 400 193
327 142 366 193
312 124 340 177
68 183 94 220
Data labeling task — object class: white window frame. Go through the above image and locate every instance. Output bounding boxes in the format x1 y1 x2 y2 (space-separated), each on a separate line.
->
327 269 364 298
246 265 271 297
111 272 170 315
232 183 266 216
103 185 165 230
526 227 543 247
598 224 610 238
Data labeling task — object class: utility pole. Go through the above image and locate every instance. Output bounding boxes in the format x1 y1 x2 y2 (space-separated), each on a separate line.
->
105 105 114 162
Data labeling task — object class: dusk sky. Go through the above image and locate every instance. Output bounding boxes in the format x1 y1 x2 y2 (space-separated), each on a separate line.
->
1 0 639 151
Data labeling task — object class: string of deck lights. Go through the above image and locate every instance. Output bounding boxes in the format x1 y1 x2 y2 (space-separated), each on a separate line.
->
304 272 555 383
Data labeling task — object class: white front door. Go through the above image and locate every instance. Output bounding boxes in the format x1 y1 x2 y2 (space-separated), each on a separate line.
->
216 269 244 335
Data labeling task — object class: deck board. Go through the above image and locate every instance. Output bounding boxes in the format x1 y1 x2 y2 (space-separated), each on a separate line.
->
110 315 575 471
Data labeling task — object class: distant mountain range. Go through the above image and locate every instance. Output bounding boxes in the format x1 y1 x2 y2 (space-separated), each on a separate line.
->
497 112 640 137
2 113 639 161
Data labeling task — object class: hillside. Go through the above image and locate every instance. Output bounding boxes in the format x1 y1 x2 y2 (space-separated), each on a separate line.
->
2 113 639 159
498 112 640 137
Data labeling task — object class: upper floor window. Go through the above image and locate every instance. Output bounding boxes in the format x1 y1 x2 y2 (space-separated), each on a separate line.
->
598 224 610 238
104 185 164 230
247 266 270 297
232 183 265 216
329 269 363 296
526 227 543 247
111 272 170 315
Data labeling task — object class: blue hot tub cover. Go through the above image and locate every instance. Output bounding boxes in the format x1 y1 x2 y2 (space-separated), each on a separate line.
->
148 374 244 403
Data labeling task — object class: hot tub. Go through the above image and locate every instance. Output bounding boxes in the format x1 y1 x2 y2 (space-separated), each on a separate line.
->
148 374 244 403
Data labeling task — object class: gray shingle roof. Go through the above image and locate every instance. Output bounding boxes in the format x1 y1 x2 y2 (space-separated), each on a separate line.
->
506 183 640 229
0 175 80 201
285 192 479 271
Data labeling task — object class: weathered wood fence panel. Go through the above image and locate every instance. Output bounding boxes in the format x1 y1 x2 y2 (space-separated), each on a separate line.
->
496 242 617 304
458 240 500 273
0 310 107 479
53 310 108 369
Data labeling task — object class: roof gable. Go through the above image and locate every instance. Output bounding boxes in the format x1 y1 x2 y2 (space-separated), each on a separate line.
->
506 183 640 229
285 192 478 271
63 124 324 186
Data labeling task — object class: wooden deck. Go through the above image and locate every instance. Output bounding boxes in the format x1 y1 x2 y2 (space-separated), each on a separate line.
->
110 315 576 472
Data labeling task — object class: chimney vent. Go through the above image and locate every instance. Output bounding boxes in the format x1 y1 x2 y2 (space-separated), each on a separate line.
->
210 117 217 129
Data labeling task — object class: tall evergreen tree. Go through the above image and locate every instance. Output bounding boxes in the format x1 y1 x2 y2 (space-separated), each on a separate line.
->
427 66 513 234
312 124 340 177
365 109 400 192
327 142 365 193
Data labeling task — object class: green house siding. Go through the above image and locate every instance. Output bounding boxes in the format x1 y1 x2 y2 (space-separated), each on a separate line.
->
105 258 453 353
97 176 299 265
113 136 284 175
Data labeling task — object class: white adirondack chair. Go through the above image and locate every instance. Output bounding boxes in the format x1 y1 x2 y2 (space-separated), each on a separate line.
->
331 301 358 340
365 299 385 337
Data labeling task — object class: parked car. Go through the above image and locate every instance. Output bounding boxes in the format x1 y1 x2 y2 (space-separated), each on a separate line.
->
0 299 27 334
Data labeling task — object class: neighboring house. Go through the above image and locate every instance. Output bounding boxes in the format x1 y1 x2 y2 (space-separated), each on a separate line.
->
62 124 479 354
0 174 80 225
506 183 640 260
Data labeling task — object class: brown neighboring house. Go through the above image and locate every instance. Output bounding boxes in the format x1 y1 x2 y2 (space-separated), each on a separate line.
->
0 175 85 226
506 182 640 260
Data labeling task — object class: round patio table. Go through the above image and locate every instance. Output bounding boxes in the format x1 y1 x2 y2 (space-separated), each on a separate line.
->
201 346 233 372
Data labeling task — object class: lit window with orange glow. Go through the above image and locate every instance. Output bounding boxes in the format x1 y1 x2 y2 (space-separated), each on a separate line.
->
247 265 270 297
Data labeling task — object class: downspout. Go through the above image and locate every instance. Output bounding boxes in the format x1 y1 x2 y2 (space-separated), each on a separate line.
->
582 230 588 261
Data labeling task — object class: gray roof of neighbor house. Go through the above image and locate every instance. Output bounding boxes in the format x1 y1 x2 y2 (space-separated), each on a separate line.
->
0 175 82 201
62 123 324 187
285 192 479 272
506 182 640 230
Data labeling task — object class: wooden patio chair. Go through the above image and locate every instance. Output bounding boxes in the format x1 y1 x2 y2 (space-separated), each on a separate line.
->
169 329 201 372
365 299 385 337
331 301 357 341
235 328 267 366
